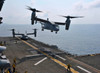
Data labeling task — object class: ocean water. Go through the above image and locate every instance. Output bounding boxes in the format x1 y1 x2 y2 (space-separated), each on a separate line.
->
0 24 100 55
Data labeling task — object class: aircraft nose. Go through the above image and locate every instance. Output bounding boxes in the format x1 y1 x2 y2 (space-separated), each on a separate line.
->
56 29 59 31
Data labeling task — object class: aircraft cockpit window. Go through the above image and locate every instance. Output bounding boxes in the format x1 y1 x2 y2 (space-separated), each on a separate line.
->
56 25 59 29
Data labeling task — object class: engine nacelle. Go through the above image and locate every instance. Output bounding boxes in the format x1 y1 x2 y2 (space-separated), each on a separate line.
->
31 11 36 25
65 18 71 30
0 46 6 53
65 23 70 30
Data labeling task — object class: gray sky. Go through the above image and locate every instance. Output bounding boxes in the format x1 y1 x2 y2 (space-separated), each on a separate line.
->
1 0 100 24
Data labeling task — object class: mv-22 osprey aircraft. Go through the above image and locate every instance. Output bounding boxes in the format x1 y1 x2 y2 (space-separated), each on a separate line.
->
27 6 83 34
0 46 10 73
10 29 37 40
0 0 5 24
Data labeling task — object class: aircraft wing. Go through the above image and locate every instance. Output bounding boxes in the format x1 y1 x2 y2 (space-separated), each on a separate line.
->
15 33 24 35
54 22 65 25
27 33 34 35
35 17 65 25
35 17 50 23
0 0 5 11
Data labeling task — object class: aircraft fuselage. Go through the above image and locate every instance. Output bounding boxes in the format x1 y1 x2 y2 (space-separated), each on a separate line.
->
41 22 59 32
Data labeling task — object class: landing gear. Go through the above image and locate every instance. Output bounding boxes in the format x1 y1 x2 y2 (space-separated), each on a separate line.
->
55 31 58 34
42 28 44 31
51 30 53 32
0 17 3 24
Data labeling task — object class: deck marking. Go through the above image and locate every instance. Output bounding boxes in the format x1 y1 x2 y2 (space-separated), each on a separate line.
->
55 55 66 61
66 56 100 73
33 43 38 47
34 57 47 66
17 37 79 73
25 54 43 57
77 66 92 73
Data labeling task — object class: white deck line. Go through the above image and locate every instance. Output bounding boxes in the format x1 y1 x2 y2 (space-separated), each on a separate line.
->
33 43 38 47
34 57 47 66
77 66 92 73
55 55 66 61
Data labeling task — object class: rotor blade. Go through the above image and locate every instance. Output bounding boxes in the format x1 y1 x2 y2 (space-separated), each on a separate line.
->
27 6 42 12
36 10 42 12
60 15 83 18
27 6 34 11
69 16 83 18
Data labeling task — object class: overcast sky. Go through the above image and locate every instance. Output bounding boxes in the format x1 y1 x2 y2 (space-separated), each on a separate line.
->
1 0 100 24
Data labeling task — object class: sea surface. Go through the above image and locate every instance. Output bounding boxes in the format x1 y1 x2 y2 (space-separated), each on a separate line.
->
0 24 100 55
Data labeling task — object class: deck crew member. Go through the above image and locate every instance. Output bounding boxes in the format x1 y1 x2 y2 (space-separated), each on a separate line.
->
67 64 71 71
